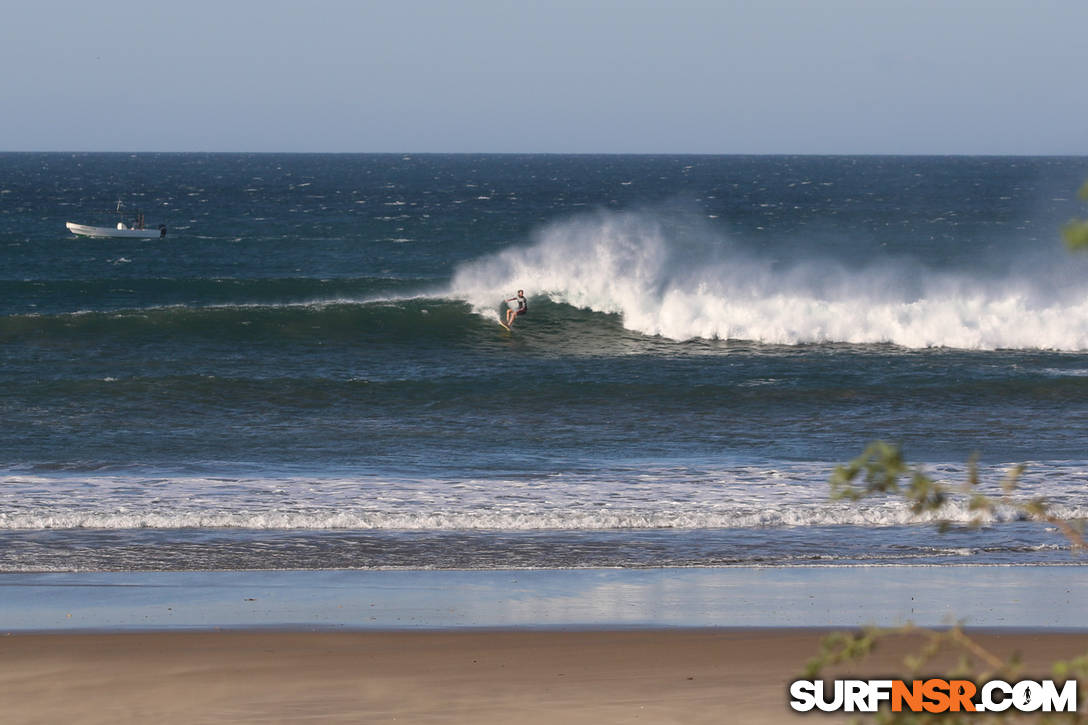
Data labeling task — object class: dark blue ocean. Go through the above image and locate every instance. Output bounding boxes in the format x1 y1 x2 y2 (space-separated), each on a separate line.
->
2 153 1087 572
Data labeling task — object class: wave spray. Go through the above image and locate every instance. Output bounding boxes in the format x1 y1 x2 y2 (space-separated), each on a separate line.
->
450 208 1088 350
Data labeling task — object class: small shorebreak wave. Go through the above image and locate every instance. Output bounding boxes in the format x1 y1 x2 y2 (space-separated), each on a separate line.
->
2 469 1085 532
2 502 1086 532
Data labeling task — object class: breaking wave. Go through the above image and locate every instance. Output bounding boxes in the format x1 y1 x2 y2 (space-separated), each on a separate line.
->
3 469 1085 532
449 209 1088 350
2 502 1085 532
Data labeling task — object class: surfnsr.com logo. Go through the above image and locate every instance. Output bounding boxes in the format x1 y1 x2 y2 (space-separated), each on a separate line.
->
790 679 1079 714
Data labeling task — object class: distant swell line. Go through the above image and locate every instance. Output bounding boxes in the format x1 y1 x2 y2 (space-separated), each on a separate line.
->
0 294 480 342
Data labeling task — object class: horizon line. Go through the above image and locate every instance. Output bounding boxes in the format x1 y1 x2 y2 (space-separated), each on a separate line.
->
3 150 1088 159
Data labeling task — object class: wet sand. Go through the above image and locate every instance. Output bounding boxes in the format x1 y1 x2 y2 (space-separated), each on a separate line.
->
2 628 1086 724
5 566 1088 631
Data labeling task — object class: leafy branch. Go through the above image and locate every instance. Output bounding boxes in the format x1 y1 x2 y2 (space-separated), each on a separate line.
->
830 441 1085 549
805 442 1087 722
1064 182 1088 251
805 621 1088 724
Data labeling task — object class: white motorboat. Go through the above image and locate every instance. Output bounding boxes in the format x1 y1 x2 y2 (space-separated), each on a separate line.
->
66 221 167 239
66 202 167 238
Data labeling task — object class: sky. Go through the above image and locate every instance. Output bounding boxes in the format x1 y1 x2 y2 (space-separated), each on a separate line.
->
3 0 1087 154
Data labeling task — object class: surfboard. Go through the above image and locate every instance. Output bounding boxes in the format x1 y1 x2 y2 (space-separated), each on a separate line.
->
497 302 514 331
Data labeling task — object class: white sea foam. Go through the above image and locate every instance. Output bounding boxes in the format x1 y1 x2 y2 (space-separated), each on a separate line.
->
448 209 1088 350
1 461 1084 532
0 500 1085 532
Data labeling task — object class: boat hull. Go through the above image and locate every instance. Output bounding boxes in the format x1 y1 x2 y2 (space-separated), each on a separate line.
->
66 222 165 239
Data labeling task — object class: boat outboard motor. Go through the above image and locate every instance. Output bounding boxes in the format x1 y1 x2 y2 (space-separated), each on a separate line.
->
159 225 167 238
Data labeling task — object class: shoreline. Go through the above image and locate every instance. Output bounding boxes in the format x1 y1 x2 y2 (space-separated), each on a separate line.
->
2 565 1086 632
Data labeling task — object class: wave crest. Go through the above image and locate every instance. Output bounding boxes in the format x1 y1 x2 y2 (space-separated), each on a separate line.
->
450 209 1088 350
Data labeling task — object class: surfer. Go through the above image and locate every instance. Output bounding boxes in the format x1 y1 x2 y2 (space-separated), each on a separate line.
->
505 290 527 327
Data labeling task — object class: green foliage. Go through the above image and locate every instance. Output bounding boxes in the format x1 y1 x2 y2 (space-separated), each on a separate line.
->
804 624 1045 724
810 443 1086 722
1054 653 1088 686
830 442 1042 533
804 627 880 678
1063 182 1088 251
831 441 949 515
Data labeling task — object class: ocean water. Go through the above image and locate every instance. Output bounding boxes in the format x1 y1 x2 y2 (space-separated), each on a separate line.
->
1 152 1087 572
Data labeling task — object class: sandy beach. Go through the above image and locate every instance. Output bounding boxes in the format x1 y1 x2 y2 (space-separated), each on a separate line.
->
2 628 1086 724
2 568 1086 722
